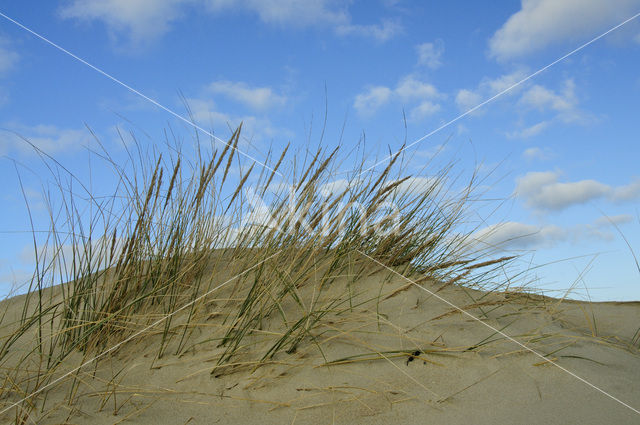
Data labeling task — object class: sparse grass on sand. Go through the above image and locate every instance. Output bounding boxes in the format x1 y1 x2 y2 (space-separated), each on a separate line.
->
1 126 639 424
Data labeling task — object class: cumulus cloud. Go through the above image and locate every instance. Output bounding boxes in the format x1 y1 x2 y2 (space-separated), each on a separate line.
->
515 171 640 211
522 146 553 160
208 80 286 110
354 44 446 116
0 38 19 74
509 79 588 138
458 73 587 136
594 214 634 226
205 0 348 26
318 176 440 199
396 76 442 119
489 0 640 61
472 221 567 249
61 0 401 44
319 179 352 197
520 84 574 112
611 178 640 201
184 96 292 143
456 72 581 119
392 176 440 196
410 101 441 120
484 70 531 94
519 79 584 122
211 1 403 40
416 40 444 69
413 143 447 160
515 171 610 210
60 0 190 44
353 86 393 116
335 18 402 42
508 121 550 139
455 89 482 111
395 76 440 101
472 218 624 250
354 75 443 118
0 38 19 106
0 124 93 156
184 97 235 126
454 69 528 111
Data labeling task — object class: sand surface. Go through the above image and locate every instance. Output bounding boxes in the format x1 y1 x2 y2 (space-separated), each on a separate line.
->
1 263 639 424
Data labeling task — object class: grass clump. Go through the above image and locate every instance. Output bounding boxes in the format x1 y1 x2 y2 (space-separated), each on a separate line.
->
0 124 511 423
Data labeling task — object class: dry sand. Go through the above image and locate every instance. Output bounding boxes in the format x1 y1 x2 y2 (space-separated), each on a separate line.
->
1 264 639 424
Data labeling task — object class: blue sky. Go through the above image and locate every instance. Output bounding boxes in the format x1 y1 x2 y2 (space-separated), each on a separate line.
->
0 1 639 301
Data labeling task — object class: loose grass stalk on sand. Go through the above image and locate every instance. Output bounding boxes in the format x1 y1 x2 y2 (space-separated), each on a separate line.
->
0 125 637 424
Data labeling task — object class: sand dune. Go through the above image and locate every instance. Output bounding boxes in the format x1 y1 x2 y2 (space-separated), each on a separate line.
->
1 259 638 424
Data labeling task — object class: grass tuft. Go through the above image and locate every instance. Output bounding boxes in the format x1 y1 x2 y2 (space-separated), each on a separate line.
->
0 124 523 422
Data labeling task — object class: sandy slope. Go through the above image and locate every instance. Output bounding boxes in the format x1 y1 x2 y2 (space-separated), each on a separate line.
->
1 265 639 424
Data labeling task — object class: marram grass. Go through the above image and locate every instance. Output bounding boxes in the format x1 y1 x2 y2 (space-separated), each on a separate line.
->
0 125 516 423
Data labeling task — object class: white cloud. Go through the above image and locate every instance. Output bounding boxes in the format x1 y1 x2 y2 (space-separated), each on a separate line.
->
507 121 550 139
210 1 402 40
354 75 443 117
484 70 530 94
241 187 279 229
0 39 18 106
515 171 610 210
458 74 586 136
353 86 393 116
319 179 351 197
410 101 441 120
514 79 590 138
208 80 286 110
184 97 233 126
184 97 292 143
61 0 401 44
395 76 440 101
489 0 640 61
594 214 634 226
520 79 577 114
335 18 402 42
416 40 444 69
515 171 640 211
454 69 528 112
392 176 439 196
522 146 553 160
205 0 348 27
612 178 640 201
0 39 19 74
472 219 621 250
515 79 588 135
455 89 482 111
473 221 567 249
413 143 447 160
60 0 190 44
0 124 93 156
